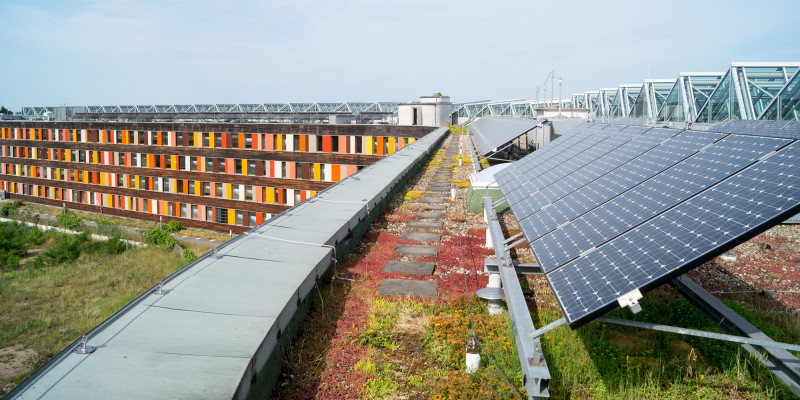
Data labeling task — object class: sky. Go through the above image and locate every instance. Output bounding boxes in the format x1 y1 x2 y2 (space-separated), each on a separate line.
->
1 0 799 111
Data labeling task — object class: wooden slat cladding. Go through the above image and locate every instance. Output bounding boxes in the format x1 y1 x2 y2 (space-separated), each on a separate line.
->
0 139 382 165
0 121 435 138
2 175 290 214
8 193 251 234
0 157 333 191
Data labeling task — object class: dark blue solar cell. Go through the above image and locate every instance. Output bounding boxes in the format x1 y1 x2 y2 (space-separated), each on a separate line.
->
520 130 721 246
548 140 800 328
496 124 600 201
533 134 789 271
503 128 614 207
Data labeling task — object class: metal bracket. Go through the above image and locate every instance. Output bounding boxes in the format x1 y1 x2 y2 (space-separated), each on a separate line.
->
484 258 543 275
596 316 800 352
483 196 550 398
504 237 528 252
528 317 567 339
502 232 523 245
492 197 508 209
672 274 800 396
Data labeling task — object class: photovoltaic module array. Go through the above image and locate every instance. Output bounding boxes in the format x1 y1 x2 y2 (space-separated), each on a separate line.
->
494 120 800 328
469 117 541 156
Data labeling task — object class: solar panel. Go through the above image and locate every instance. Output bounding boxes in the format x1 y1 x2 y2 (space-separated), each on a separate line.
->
534 134 789 271
548 141 800 326
499 124 610 207
469 117 541 156
493 120 800 329
515 129 722 243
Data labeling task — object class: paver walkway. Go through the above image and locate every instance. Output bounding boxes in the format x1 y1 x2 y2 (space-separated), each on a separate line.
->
378 134 460 300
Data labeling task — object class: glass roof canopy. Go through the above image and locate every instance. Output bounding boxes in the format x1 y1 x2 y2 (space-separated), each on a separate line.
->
452 99 569 120
607 84 643 118
592 88 618 118
629 79 676 118
761 69 800 121
695 63 800 123
21 102 400 119
656 73 723 123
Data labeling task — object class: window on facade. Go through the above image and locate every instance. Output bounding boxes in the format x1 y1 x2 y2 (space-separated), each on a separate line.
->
203 182 211 196
176 132 183 146
249 212 256 227
245 135 252 149
181 204 189 218
233 184 241 199
150 132 158 145
192 205 198 219
296 162 303 179
179 156 186 170
235 159 242 174
206 158 213 172
205 206 213 221
281 162 287 178
295 191 301 204
188 180 195 194
203 133 210 147
320 165 326 181
216 183 223 198
215 134 222 148
235 210 244 226
245 185 253 201
293 135 300 151
176 180 183 193
231 134 239 148
215 208 227 224
78 151 85 163
356 137 363 153
164 156 171 169
248 160 256 175
191 157 197 171
187 132 195 147
317 136 323 152
332 136 339 152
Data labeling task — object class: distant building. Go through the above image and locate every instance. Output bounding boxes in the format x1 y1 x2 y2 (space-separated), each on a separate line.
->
398 93 452 127
0 121 431 232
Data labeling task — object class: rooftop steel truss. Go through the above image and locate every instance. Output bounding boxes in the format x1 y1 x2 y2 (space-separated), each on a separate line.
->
695 63 800 123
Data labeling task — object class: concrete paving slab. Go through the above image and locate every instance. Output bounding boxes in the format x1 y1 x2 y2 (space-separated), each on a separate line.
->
395 244 438 256
401 231 441 242
378 279 438 299
407 220 444 229
418 197 447 204
424 190 448 195
415 211 444 219
424 204 447 211
382 261 436 275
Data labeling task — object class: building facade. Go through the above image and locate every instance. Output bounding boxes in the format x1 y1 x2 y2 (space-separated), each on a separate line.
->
0 122 431 232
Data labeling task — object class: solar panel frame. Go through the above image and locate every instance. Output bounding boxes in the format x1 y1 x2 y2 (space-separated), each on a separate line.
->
533 134 790 271
517 129 722 244
494 120 800 329
469 117 541 156
548 140 800 327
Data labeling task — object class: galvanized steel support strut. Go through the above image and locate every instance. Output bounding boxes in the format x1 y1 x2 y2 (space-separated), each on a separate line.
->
483 196 550 399
673 275 800 397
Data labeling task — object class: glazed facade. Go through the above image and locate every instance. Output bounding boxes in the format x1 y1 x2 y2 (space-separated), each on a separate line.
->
0 122 431 232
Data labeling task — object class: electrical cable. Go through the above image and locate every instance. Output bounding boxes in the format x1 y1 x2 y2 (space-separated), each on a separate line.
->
452 134 523 399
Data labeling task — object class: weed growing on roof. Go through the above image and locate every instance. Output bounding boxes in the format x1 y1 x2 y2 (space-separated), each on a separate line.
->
403 190 423 202
354 358 400 399
535 287 796 399
420 295 523 396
